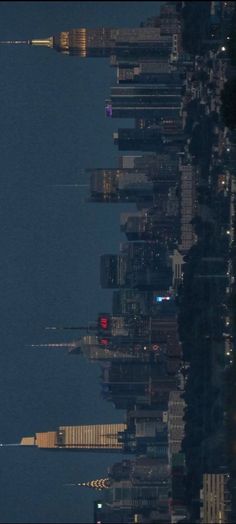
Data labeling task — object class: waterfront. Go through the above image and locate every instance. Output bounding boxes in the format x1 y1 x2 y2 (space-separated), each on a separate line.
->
1 1 236 523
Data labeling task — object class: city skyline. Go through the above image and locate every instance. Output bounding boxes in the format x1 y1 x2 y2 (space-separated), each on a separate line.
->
0 3 165 523
1 2 235 523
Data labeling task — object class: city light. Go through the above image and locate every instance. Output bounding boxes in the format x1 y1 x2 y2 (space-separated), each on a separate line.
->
3 3 234 523
99 316 109 330
155 296 171 303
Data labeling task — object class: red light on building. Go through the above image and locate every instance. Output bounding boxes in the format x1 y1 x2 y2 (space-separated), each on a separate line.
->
99 338 109 346
99 316 109 330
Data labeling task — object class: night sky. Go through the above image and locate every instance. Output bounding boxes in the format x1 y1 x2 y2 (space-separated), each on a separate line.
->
0 3 161 523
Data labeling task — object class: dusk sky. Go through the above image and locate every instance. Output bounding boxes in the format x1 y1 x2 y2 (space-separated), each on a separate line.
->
0 2 161 523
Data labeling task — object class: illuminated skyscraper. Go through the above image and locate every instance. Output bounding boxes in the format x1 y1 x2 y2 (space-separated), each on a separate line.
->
201 474 230 524
88 168 153 203
5 27 174 59
20 423 126 451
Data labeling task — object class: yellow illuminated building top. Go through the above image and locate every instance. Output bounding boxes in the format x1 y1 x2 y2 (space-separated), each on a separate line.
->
20 423 126 451
201 474 229 524
30 37 54 48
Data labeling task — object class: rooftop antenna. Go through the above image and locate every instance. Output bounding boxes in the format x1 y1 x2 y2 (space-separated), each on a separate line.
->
64 479 110 490
0 40 29 45
0 38 53 47
28 342 79 348
45 325 97 331
26 342 81 353
0 443 21 447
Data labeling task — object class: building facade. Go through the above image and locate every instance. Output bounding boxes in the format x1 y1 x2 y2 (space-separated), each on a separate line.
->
20 423 126 451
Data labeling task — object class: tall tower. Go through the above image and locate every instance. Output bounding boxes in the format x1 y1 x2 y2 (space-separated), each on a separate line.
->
33 28 173 59
67 478 110 490
2 27 174 59
105 85 182 119
20 423 126 451
88 168 153 203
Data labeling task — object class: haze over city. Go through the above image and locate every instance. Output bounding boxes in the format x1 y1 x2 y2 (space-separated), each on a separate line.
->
1 2 236 523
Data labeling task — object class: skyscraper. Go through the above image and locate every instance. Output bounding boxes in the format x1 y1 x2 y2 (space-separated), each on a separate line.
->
113 128 181 151
8 27 174 59
20 423 126 451
106 85 181 119
88 168 153 203
201 474 230 524
178 160 197 254
100 244 173 291
117 62 180 84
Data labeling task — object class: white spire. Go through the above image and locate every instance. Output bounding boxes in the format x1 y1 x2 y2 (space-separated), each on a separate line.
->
29 343 79 348
0 442 21 447
0 40 30 45
0 38 53 48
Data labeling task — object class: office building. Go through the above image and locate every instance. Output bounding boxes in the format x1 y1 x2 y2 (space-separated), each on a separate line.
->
79 334 140 362
103 478 170 516
170 249 185 289
100 242 173 291
18 27 174 60
94 499 132 524
113 128 182 152
106 85 181 119
120 208 179 244
178 161 197 254
102 360 177 410
168 390 185 456
100 254 128 288
20 423 126 451
200 474 231 524
171 453 189 523
105 85 181 118
117 62 180 85
88 168 153 203
112 289 150 316
122 152 179 174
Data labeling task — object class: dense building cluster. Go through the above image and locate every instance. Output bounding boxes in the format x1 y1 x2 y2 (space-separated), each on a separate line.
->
14 1 236 522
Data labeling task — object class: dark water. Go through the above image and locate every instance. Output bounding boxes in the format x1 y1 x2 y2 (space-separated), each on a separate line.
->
0 2 160 522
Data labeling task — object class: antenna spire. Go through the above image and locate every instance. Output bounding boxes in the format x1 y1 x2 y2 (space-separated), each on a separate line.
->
0 443 21 447
45 326 91 331
0 40 30 45
26 341 81 354
0 37 54 48
64 479 110 490
28 343 79 348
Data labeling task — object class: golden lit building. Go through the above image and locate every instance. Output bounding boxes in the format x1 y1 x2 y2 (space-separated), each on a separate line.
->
20 423 126 451
200 474 230 524
27 27 173 58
